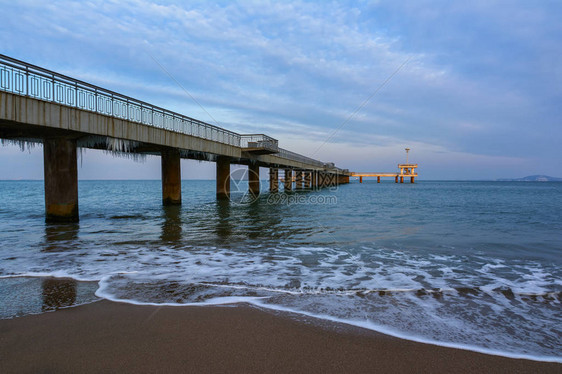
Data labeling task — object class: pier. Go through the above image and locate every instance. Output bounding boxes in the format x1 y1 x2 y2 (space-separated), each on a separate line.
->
0 55 350 222
353 149 418 183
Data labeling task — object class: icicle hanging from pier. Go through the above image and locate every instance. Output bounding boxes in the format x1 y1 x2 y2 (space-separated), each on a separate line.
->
1 139 41 152
77 136 146 162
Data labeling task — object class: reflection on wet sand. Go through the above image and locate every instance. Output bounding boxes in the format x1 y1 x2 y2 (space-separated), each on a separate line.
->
161 205 182 242
42 223 80 311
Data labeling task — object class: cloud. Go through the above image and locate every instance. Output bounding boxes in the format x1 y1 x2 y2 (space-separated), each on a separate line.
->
1 0 560 179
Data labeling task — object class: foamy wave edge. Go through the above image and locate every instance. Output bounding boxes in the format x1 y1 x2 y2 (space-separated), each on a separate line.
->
3 273 561 364
95 279 562 364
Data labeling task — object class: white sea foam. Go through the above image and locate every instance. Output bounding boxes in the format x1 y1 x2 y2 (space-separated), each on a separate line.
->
1 241 561 361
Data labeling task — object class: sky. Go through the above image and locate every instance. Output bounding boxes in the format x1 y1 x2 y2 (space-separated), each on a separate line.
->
1 0 561 180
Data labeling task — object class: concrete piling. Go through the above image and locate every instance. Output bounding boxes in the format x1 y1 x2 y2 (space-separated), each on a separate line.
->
295 171 303 190
304 171 312 189
248 163 260 196
216 156 231 200
311 171 318 190
269 168 279 192
284 169 293 191
161 148 182 205
43 137 79 222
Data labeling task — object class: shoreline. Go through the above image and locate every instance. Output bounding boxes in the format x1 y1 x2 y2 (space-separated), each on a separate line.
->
0 300 560 373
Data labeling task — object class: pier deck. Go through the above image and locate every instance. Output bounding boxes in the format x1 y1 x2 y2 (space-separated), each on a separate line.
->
353 164 418 183
0 54 351 221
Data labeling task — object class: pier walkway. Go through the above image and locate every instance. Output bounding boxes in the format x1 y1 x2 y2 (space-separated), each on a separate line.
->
353 164 418 183
0 55 350 222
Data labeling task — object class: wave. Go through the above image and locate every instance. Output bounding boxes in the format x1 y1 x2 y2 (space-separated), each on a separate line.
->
1 272 561 363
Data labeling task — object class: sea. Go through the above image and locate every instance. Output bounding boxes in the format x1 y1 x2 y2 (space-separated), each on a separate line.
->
0 179 560 362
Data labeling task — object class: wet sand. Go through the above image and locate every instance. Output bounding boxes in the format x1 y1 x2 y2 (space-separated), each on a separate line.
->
0 300 559 373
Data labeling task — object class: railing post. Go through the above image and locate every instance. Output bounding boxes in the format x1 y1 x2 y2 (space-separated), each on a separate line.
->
25 66 29 97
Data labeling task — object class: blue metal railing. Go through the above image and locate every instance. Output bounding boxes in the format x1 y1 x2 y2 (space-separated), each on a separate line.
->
0 54 334 169
0 54 240 146
277 148 324 168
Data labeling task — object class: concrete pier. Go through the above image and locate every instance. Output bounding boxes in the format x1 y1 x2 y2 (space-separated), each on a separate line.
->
1 55 354 219
304 171 311 189
311 171 318 190
284 169 293 191
161 148 182 205
43 137 79 222
322 173 330 188
216 156 231 199
295 171 303 190
269 168 279 192
248 163 260 196
353 163 417 185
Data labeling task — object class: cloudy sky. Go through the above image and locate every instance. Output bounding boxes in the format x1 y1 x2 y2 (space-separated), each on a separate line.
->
1 0 560 180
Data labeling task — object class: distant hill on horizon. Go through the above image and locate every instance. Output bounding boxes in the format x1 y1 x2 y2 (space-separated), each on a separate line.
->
497 175 562 182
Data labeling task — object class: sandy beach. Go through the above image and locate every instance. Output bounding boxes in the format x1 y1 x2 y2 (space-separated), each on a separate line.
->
0 300 559 374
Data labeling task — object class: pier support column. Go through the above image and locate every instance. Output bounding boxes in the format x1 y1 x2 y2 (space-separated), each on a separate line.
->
284 169 293 191
269 168 279 192
216 156 231 200
304 171 311 189
311 171 318 190
400 176 404 183
360 176 363 183
395 176 398 183
249 163 260 196
295 171 303 190
411 177 415 184
44 137 78 222
321 172 328 188
161 148 181 205
377 176 381 183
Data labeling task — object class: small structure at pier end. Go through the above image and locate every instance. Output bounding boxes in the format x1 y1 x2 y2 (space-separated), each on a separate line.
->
352 148 418 184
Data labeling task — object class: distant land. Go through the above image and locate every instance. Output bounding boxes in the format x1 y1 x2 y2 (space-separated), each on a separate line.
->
497 175 562 182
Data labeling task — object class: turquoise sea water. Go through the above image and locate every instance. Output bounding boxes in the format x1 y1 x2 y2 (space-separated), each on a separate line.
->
0 180 560 361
